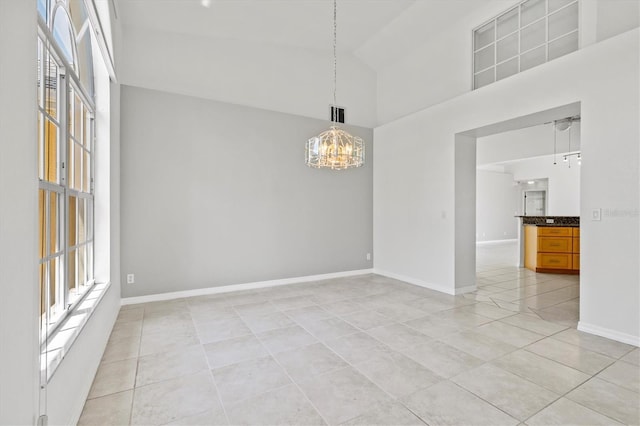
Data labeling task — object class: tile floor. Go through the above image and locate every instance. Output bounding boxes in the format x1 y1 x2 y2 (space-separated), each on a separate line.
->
80 242 639 425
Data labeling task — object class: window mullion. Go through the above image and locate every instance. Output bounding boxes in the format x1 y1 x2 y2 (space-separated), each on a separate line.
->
60 72 70 312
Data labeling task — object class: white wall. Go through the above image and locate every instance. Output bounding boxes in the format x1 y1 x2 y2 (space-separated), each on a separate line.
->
120 86 373 298
374 30 639 344
119 27 377 128
0 1 39 423
476 170 520 242
376 0 640 125
506 155 581 216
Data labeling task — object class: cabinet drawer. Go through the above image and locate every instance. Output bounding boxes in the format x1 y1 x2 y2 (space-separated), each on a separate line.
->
538 227 573 237
573 254 580 270
538 237 572 253
537 253 572 269
572 228 580 237
573 237 580 253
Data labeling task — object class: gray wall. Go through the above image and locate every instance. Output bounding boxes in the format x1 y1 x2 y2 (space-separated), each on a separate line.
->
120 86 373 298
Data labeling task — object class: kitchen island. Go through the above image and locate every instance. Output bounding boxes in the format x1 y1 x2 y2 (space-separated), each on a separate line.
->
516 216 580 274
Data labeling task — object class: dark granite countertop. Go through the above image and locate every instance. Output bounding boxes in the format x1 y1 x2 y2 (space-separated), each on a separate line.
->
517 216 580 226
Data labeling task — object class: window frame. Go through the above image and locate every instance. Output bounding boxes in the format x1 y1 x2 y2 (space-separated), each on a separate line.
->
472 0 580 90
37 3 96 350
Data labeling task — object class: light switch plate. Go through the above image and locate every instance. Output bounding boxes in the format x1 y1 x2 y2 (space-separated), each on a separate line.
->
592 208 601 221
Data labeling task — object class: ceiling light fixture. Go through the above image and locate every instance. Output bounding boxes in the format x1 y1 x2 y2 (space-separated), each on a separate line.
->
305 0 364 170
552 116 580 167
201 0 211 8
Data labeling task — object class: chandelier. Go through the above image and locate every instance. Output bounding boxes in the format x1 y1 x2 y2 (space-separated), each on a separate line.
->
305 0 364 170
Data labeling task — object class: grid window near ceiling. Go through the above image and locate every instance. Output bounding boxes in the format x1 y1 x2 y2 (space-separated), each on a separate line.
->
473 0 579 89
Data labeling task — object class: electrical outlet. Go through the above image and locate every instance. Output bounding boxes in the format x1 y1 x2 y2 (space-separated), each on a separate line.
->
127 274 135 284
592 208 601 221
366 253 371 261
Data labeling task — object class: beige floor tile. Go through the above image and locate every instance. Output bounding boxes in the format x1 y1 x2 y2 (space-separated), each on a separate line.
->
525 338 615 375
341 310 395 330
526 397 623 426
400 340 484 378
139 329 199 357
284 305 333 325
116 307 145 323
404 297 457 314
304 317 359 341
431 309 494 328
102 334 140 363
620 348 640 366
275 342 348 382
213 355 291 406
240 311 294 334
499 313 568 336
342 401 425 425
78 390 133 426
142 310 194 335
189 306 237 325
131 371 220 425
233 301 278 317
320 299 364 316
367 323 432 350
402 380 518 426
596 360 640 392
566 378 640 425
325 332 395 364
109 319 143 341
165 407 228 425
88 358 137 399
475 321 545 347
194 315 251 344
439 330 518 361
136 344 208 387
372 303 429 322
298 366 391 425
257 325 317 354
354 351 441 398
491 350 589 394
203 334 269 369
551 329 635 359
270 295 317 310
451 364 559 421
404 316 464 339
457 302 517 320
225 384 325 425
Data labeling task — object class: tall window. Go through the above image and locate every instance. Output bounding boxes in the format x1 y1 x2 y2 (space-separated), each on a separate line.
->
37 0 95 334
473 0 579 89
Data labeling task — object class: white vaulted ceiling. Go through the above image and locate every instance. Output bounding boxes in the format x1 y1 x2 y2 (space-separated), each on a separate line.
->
114 0 490 70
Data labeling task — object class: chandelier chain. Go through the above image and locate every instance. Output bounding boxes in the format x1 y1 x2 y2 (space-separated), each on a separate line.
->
333 0 337 114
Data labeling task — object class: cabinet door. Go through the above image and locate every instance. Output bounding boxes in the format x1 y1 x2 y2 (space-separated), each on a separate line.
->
573 237 580 253
537 253 572 269
573 254 580 270
538 237 572 253
538 227 572 237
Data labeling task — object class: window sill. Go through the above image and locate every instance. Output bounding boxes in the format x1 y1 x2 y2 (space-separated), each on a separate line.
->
41 281 112 381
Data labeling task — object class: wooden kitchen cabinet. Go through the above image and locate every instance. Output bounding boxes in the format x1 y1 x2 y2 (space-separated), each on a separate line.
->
524 225 580 274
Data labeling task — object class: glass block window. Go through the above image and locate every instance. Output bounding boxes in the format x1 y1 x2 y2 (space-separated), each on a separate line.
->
473 0 579 89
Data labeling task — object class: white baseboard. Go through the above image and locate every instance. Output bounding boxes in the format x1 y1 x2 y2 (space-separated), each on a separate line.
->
476 239 518 245
454 284 478 295
373 269 458 296
121 269 374 305
578 321 640 347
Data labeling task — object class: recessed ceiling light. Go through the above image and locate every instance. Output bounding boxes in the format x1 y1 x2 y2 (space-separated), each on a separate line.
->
201 0 211 7
527 181 535 184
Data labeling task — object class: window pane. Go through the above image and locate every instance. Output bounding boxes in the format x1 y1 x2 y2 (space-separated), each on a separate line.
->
39 190 46 259
44 118 58 183
38 39 43 108
474 21 495 50
49 258 57 309
521 0 546 27
520 45 546 71
474 45 494 72
83 108 89 147
548 2 578 40
74 143 82 190
68 249 76 293
548 31 579 60
521 19 546 52
497 58 519 80
78 198 85 243
69 196 77 247
77 33 95 97
497 7 518 39
38 113 44 180
549 0 575 13
74 94 82 139
78 245 86 287
50 192 59 255
474 68 495 88
84 151 91 192
40 263 46 316
52 7 75 66
497 33 518 62
45 52 57 119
